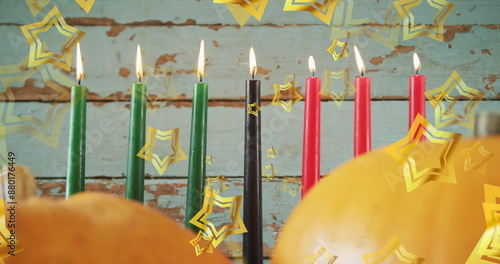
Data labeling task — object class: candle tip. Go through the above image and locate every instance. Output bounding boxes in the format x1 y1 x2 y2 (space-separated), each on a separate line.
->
308 55 316 76
354 45 365 76
197 39 205 82
136 44 143 83
413 53 421 74
76 42 83 84
249 46 257 79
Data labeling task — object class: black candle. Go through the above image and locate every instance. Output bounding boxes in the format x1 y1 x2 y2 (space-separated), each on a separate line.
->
243 47 263 264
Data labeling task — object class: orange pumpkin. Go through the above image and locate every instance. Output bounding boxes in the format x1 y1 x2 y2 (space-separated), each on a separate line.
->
273 136 500 263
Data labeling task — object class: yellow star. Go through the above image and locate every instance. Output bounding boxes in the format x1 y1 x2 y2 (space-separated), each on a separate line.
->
25 0 51 16
425 71 485 130
330 0 402 49
271 74 303 113
189 190 247 248
326 39 348 61
320 68 356 107
283 0 339 25
247 102 262 116
74 0 96 13
266 147 278 158
137 127 187 175
204 176 228 195
213 0 269 25
0 56 72 150
281 177 302 197
188 231 214 256
304 246 338 264
142 64 178 115
385 114 462 192
461 140 493 174
362 235 425 263
393 0 455 41
262 163 278 180
20 6 86 71
205 155 215 165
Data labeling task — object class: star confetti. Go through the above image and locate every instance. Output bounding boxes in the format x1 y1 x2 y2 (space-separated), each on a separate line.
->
20 6 86 71
142 64 178 115
385 114 462 193
425 71 485 130
283 0 339 25
247 102 262 116
262 163 278 180
467 185 500 263
271 74 303 113
205 155 215 165
189 190 247 249
189 231 215 256
74 0 96 13
326 39 348 61
303 246 338 264
362 235 425 263
0 56 72 150
320 68 356 107
213 0 269 26
461 140 493 174
137 127 187 175
266 147 278 158
25 0 51 16
204 176 228 195
281 177 302 197
393 0 456 41
331 0 402 49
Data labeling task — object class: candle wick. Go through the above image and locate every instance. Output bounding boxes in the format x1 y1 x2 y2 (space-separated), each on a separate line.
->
312 70 315 77
138 76 142 84
200 76 203 83
252 72 255 80
361 71 365 77
416 68 419 75
78 79 81 86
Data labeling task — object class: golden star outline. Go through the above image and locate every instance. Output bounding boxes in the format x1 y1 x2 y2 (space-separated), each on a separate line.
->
20 6 86 71
247 102 262 116
362 235 425 263
205 155 215 165
331 0 402 49
461 140 493 174
385 114 462 192
188 230 215 256
137 127 187 175
425 71 485 130
326 39 348 61
393 0 455 41
271 74 303 113
74 0 96 13
25 0 51 16
213 0 269 22
283 0 340 25
266 147 278 158
262 163 278 180
0 56 72 150
304 246 338 264
142 64 178 115
281 177 302 197
320 68 356 107
204 176 228 195
189 190 247 248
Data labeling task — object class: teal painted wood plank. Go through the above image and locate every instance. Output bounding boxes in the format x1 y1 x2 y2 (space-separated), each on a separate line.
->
36 178 300 258
0 25 498 100
0 0 498 25
3 101 499 178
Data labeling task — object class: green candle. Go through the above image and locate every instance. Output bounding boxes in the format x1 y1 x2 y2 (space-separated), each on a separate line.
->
66 43 87 198
125 45 147 202
186 40 209 231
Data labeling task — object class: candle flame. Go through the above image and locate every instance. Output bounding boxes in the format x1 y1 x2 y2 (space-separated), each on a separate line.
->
354 45 365 76
308 55 316 76
413 53 421 73
76 43 83 83
136 44 143 83
249 46 257 78
197 39 205 81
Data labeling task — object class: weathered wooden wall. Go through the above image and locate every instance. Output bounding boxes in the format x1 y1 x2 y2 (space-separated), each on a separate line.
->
0 0 499 261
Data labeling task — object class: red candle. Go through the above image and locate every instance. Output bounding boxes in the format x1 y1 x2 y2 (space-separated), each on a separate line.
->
353 46 371 157
409 53 426 129
301 55 321 198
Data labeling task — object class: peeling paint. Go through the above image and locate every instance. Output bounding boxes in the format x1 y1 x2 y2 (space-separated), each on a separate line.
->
481 49 492 55
483 74 499 93
119 67 131 78
106 25 126 37
213 40 220 47
443 25 473 42
155 53 178 69
369 45 415 65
